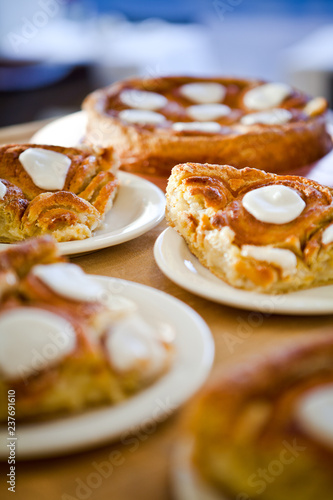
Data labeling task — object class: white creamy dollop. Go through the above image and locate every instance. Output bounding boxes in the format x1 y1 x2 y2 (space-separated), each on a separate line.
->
172 121 221 133
242 185 305 224
19 148 71 190
120 89 167 110
32 263 105 302
241 245 297 275
0 308 76 380
103 293 138 319
243 83 292 110
186 103 231 121
0 181 7 200
105 315 169 378
119 109 166 125
322 224 333 245
296 385 333 449
180 82 226 104
240 108 292 126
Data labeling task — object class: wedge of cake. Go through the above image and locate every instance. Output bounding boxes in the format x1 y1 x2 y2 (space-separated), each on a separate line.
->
166 162 333 293
0 143 119 243
0 237 174 420
183 335 333 500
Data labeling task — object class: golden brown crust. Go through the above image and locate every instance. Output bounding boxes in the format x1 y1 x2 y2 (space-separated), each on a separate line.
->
0 144 119 243
166 162 333 293
83 76 332 176
0 295 117 420
0 180 29 242
189 335 333 500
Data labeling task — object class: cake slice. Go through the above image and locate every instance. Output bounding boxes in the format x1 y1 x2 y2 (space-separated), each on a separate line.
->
186 335 333 500
0 237 174 420
83 76 332 176
166 162 333 293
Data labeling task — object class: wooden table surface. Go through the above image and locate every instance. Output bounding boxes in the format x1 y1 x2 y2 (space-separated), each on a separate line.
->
1 120 333 500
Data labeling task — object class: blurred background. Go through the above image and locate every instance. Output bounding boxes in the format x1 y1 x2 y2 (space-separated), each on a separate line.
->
0 0 333 127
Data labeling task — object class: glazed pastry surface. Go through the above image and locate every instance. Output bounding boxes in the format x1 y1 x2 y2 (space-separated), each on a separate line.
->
0 144 119 243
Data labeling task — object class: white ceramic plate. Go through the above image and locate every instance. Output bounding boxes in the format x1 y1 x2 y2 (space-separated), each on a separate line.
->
31 110 86 147
0 276 214 459
154 227 333 315
0 171 165 256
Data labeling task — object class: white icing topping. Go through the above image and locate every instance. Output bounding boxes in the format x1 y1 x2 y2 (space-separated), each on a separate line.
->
186 103 231 121
242 185 305 224
0 308 76 380
243 83 292 110
322 224 333 245
241 245 297 275
296 385 333 449
180 82 226 104
240 108 292 126
172 121 221 133
118 109 166 125
0 181 7 200
105 315 169 378
32 263 105 302
120 89 167 110
19 148 71 190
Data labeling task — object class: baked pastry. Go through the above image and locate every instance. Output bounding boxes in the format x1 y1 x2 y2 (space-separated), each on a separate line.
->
0 237 174 420
0 143 119 243
166 162 333 294
83 76 332 176
185 335 333 500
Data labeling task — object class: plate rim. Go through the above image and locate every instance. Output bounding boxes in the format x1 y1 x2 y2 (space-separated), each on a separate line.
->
0 275 214 460
154 227 333 316
0 171 166 256
31 110 86 147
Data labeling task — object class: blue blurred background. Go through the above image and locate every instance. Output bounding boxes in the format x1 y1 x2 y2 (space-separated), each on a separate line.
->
0 0 332 126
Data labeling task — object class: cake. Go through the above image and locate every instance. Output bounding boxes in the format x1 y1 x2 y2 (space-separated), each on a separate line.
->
166 162 333 293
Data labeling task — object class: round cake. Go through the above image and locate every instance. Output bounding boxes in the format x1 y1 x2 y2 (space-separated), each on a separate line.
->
83 76 332 176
